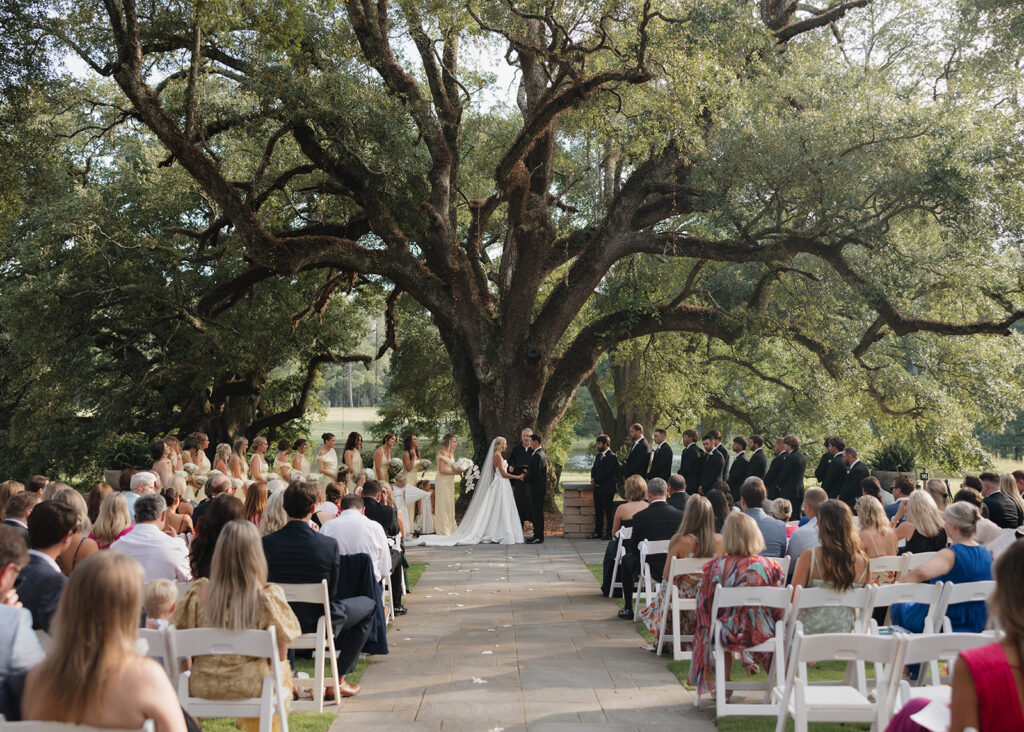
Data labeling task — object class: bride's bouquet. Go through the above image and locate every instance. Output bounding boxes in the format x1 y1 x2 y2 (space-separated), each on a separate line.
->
453 457 481 493
388 457 405 480
415 458 432 473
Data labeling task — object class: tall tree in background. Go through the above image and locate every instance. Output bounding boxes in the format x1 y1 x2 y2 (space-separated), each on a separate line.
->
6 0 1024 467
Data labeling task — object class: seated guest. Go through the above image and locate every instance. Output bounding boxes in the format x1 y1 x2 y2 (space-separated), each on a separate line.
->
952 487 1002 546
639 496 721 647
243 480 268 528
262 482 376 698
173 521 300 732
2 492 40 546
616 477 683 620
705 489 730 533
314 483 343 527
861 476 885 506
667 475 689 513
361 481 406 615
161 484 194 537
21 552 185 731
687 512 785 694
85 482 112 525
188 493 244 579
191 473 233 527
143 579 177 630
124 471 159 516
791 500 869 634
17 500 75 631
90 492 133 549
895 490 947 554
0 525 44 720
786 488 827 579
25 476 48 495
892 502 993 633
924 478 949 510
320 495 392 584
0 480 24 521
1001 472 1024 520
110 494 191 582
259 491 288 537
769 498 794 535
943 541 1024 732
886 475 916 521
600 475 648 597
981 472 1024 529
51 487 99 575
740 477 787 558
855 495 899 583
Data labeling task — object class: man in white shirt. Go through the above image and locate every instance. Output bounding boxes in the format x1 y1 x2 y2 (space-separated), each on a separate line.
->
123 471 159 517
110 494 191 582
785 487 827 580
320 494 392 583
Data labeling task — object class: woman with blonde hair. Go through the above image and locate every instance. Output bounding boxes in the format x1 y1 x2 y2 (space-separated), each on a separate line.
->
230 437 250 482
260 490 288 536
172 520 300 732
639 496 722 647
250 437 270 483
0 479 24 520
792 500 869 633
895 490 947 554
999 473 1024 518
926 478 951 509
89 492 134 549
52 487 100 574
856 495 898 559
433 433 459 536
213 442 232 474
688 512 785 693
20 551 185 731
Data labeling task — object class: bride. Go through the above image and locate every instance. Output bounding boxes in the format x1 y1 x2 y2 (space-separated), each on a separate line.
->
410 437 524 546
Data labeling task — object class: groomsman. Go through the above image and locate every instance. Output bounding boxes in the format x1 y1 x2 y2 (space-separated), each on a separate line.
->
678 429 705 495
764 437 788 500
776 434 807 508
524 435 548 544
815 437 848 499
699 433 725 493
727 436 749 502
622 423 651 481
746 434 768 480
589 435 617 540
647 429 673 482
710 430 730 482
508 427 533 527
839 447 869 509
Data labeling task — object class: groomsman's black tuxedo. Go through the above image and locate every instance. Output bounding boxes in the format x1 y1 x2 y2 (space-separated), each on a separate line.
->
764 451 787 500
509 442 533 525
818 452 848 499
591 449 618 537
527 447 548 540
839 459 869 509
727 451 749 502
647 441 673 482
746 447 768 481
678 442 705 495
777 449 807 507
700 448 725 493
622 437 651 480
715 443 730 482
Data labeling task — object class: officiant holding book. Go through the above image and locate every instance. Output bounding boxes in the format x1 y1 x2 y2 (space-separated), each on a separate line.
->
509 427 533 529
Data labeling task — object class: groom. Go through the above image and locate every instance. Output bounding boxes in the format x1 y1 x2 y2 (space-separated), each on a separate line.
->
524 434 548 544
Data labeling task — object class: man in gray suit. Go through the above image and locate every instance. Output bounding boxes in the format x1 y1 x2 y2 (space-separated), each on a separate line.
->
0 525 45 720
740 477 787 558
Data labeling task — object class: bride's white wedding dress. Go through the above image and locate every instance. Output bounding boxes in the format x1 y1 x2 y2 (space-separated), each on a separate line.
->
409 439 524 546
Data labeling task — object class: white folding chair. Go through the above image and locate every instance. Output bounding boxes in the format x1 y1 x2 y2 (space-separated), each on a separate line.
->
138 627 175 681
866 582 945 633
633 539 671 615
788 585 876 691
655 556 705 659
5 722 155 732
933 580 995 634
607 526 632 598
278 580 341 712
904 551 939 574
774 556 791 581
697 584 791 717
382 573 395 622
169 625 290 732
774 631 903 732
870 554 909 584
894 631 997 703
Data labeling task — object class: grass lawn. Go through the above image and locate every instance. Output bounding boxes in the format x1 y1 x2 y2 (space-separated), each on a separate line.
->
585 563 871 732
309 406 379 446
200 562 429 732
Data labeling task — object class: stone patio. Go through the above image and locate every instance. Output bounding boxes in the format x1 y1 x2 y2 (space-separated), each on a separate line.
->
331 537 716 731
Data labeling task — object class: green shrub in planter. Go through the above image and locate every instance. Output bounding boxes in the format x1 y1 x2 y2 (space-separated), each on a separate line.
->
870 440 916 473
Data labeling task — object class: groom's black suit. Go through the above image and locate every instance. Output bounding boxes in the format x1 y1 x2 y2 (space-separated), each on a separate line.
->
527 447 548 540
509 442 532 525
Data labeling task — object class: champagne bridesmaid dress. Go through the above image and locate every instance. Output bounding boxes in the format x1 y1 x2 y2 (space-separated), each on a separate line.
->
433 453 458 536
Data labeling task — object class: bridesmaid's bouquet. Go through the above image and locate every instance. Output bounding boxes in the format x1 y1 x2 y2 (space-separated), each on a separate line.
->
183 463 199 476
388 457 405 480
415 458 432 472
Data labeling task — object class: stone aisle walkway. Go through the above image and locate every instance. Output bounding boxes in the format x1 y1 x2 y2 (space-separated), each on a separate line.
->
331 537 715 731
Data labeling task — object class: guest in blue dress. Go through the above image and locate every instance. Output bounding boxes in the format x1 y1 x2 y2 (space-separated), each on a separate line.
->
891 502 993 633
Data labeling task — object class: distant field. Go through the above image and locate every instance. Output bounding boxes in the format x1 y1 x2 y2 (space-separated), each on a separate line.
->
309 406 379 442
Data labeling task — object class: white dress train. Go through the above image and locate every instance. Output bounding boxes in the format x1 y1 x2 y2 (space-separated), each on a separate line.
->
408 440 523 546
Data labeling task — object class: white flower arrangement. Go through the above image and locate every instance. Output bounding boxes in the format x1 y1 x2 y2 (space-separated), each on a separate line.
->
266 472 281 482
194 475 208 487
451 458 480 492
208 469 224 477
363 468 376 481
415 458 432 472
183 463 199 476
453 457 474 472
231 477 244 491
387 456 404 480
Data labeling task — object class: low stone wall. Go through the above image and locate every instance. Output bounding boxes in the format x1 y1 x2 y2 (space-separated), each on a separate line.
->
562 482 596 538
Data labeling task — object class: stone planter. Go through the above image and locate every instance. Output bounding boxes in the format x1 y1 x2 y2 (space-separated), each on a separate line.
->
870 470 917 491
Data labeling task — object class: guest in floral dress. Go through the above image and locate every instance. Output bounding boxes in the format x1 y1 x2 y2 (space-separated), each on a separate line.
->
687 512 785 694
172 520 300 732
640 495 722 646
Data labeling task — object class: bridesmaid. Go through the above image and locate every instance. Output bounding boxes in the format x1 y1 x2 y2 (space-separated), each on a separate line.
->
214 443 232 474
229 437 249 482
185 432 212 475
164 436 184 473
402 434 420 485
249 437 270 483
373 434 397 481
292 438 311 476
317 433 339 485
272 439 292 482
434 434 459 536
343 432 363 495
150 439 172 491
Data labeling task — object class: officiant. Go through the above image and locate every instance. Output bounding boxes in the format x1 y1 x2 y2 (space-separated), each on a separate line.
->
509 427 533 529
